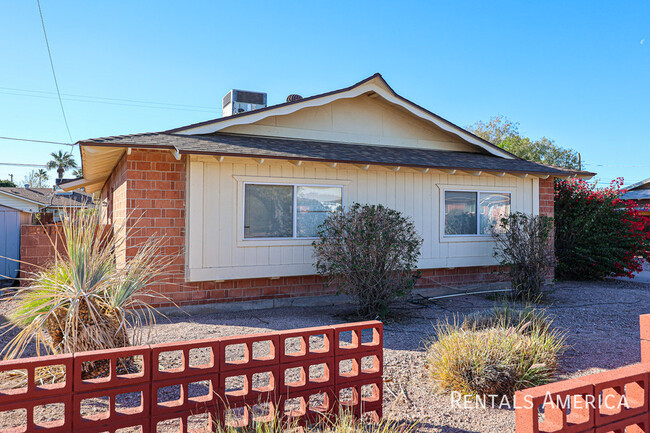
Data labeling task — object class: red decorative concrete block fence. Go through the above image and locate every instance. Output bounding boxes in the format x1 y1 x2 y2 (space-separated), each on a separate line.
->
0 320 383 432
515 314 650 433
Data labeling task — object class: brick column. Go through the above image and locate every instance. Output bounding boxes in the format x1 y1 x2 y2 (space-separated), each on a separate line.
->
641 314 650 363
101 149 186 304
125 150 187 300
539 177 555 282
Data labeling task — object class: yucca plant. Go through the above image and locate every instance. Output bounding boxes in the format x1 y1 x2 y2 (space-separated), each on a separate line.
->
1 208 174 365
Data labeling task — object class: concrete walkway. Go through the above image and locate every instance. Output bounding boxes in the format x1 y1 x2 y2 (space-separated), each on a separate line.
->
613 261 650 284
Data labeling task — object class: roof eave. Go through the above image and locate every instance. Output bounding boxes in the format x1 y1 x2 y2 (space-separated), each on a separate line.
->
626 178 650 191
77 139 594 178
0 190 47 206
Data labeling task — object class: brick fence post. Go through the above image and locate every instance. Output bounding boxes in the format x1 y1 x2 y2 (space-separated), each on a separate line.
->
640 314 650 363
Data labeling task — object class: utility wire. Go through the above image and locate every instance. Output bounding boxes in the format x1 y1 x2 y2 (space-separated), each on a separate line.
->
0 86 219 112
585 163 650 168
0 136 72 146
0 89 219 114
36 0 74 149
0 162 47 168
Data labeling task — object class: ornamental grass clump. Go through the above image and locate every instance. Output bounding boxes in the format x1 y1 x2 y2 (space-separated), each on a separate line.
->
425 305 566 398
1 209 173 367
215 408 415 433
312 203 423 319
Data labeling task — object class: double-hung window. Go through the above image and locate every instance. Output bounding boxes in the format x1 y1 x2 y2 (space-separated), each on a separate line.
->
244 183 343 239
444 190 511 235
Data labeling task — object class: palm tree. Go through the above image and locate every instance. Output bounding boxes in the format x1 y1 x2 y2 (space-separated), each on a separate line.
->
46 150 77 179
72 167 83 178
35 169 49 186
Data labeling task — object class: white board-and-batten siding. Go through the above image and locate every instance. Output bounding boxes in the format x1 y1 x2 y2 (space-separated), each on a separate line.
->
185 156 539 282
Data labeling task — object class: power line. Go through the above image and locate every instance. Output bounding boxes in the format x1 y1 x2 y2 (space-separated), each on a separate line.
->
36 0 74 149
0 162 47 168
0 86 219 112
0 89 220 114
584 163 650 168
0 136 72 146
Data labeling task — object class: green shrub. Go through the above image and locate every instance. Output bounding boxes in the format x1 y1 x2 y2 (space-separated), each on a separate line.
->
313 203 423 318
491 212 554 300
425 305 566 397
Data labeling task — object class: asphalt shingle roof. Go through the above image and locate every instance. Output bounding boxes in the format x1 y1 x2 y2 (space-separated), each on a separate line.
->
0 187 93 207
622 190 650 201
82 132 590 176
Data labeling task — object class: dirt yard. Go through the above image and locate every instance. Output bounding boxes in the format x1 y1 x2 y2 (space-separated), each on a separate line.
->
1 277 649 432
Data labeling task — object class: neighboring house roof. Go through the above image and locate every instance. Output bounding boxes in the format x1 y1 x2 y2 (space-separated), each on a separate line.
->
0 187 93 209
621 178 650 202
626 178 650 191
65 73 595 193
622 190 650 201
79 132 583 177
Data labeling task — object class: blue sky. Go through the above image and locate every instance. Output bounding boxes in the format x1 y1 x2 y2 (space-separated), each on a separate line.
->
1 1 648 187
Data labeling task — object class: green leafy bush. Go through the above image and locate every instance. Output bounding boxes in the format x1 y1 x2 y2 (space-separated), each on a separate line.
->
491 212 554 299
313 203 422 318
425 305 566 398
555 178 650 280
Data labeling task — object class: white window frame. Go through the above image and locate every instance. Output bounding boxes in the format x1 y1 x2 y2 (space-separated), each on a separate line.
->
236 176 348 246
438 185 514 242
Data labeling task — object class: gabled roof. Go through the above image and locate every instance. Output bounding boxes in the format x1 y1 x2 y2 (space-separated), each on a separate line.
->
0 187 93 208
167 73 516 159
80 132 587 177
626 178 650 191
70 73 596 193
620 178 650 202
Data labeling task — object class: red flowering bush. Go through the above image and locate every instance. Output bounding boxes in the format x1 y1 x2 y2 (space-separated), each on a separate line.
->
554 177 650 280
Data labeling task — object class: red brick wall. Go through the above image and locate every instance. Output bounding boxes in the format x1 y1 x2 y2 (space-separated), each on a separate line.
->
19 224 113 282
418 265 507 287
101 152 128 264
125 150 186 303
539 177 556 281
19 224 65 279
100 150 186 305
146 267 506 307
102 150 554 308
516 314 650 433
539 177 555 218
0 321 384 431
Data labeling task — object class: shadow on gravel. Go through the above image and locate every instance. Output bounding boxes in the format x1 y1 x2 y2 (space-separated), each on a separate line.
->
416 423 482 433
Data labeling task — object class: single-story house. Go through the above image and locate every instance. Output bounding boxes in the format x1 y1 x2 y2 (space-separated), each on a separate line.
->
622 178 650 216
0 186 93 281
62 73 594 308
0 186 93 217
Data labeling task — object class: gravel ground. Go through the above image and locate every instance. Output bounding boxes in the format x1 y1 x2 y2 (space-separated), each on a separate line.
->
1 277 649 432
